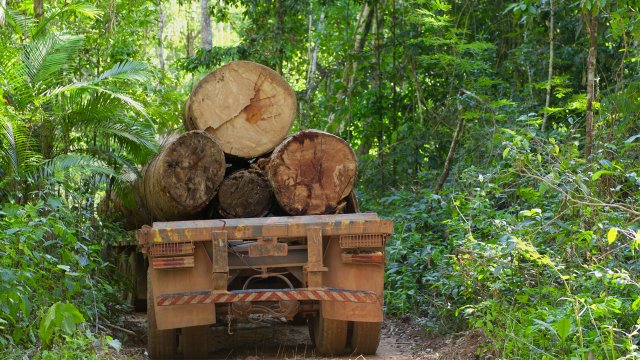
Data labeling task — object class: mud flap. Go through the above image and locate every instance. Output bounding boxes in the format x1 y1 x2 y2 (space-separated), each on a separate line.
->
321 301 383 322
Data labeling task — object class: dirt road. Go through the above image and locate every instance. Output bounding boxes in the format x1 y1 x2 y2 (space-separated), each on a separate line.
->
117 313 485 360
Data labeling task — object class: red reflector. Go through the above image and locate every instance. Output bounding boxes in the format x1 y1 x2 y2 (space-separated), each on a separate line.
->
152 256 195 269
341 252 384 264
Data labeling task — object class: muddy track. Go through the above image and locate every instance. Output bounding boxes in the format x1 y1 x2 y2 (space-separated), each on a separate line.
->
116 313 486 360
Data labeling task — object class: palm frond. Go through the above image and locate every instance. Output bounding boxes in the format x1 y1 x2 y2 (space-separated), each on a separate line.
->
28 153 116 184
97 61 150 83
0 43 33 108
24 34 84 88
33 4 102 38
0 115 42 178
45 84 148 117
60 92 158 154
3 8 34 38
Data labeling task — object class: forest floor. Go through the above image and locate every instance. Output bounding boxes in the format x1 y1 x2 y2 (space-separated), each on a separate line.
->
114 312 488 359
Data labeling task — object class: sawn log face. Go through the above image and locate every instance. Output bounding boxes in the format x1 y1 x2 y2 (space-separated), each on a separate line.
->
216 168 273 218
184 61 296 159
140 130 225 221
267 130 357 215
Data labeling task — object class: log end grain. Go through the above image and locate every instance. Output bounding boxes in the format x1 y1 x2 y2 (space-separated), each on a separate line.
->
143 130 226 221
267 130 358 215
185 61 296 159
217 169 272 218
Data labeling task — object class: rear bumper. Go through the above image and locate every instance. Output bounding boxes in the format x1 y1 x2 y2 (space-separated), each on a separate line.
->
156 288 379 307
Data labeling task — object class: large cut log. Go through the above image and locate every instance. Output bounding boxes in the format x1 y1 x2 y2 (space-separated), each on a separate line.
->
267 130 358 215
140 130 226 221
216 169 273 218
184 61 297 159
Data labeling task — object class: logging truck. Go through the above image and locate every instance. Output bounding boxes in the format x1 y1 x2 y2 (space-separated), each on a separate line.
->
106 60 393 358
135 211 393 359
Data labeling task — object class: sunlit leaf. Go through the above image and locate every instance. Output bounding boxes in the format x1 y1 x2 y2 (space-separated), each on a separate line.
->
607 227 618 245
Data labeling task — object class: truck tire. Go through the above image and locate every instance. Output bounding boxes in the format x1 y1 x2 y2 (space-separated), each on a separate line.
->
350 321 382 355
181 325 209 359
308 314 348 356
147 272 177 359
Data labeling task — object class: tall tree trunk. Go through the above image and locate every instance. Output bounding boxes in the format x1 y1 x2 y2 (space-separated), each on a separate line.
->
0 0 6 26
200 0 212 50
156 1 166 72
274 0 285 73
186 9 196 58
325 1 375 133
582 10 598 160
434 118 464 194
541 0 554 132
33 0 43 19
106 0 116 33
303 10 325 128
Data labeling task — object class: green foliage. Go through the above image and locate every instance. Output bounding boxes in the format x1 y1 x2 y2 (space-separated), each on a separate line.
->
365 124 640 358
0 198 127 354
2 0 640 357
39 302 85 346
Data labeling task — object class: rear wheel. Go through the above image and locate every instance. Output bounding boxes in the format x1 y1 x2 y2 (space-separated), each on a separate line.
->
308 312 348 356
181 325 209 359
350 321 382 355
147 271 177 359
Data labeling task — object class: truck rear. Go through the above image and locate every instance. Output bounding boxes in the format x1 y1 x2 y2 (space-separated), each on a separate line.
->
136 212 392 359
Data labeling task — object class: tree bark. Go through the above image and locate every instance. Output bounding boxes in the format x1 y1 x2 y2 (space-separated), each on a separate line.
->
185 61 297 159
34 0 43 19
267 130 357 215
139 130 226 221
582 9 598 160
156 0 166 72
325 1 375 133
434 118 464 194
200 0 212 50
216 169 272 218
541 0 554 132
0 0 7 26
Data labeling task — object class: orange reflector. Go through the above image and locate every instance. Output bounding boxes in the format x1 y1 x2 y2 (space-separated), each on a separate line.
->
339 234 386 249
152 256 195 269
341 252 384 264
149 242 194 257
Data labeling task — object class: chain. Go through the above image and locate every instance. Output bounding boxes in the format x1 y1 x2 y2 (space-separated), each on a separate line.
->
227 305 234 335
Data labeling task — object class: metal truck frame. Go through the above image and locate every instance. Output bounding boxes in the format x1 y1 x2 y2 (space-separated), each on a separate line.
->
135 212 393 359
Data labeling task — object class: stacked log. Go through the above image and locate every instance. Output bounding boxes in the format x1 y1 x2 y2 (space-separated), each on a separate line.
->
216 169 272 218
184 61 297 159
138 130 226 221
267 130 357 215
107 61 360 227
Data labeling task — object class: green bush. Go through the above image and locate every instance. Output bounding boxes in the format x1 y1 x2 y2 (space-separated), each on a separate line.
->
0 197 126 356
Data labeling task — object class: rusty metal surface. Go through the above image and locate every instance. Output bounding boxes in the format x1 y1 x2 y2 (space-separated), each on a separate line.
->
248 239 288 257
322 235 384 322
151 213 380 229
138 213 393 245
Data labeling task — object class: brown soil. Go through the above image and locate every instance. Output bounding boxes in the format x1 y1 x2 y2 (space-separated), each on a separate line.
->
112 313 490 360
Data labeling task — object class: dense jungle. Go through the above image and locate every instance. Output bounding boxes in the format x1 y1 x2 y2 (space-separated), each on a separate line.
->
0 0 639 358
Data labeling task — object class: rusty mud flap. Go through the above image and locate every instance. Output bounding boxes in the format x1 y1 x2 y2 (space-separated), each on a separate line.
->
156 288 379 306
